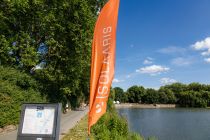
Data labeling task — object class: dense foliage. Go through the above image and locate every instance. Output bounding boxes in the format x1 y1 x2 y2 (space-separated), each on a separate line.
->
0 0 106 108
0 66 46 127
0 0 107 127
113 83 210 107
91 97 158 140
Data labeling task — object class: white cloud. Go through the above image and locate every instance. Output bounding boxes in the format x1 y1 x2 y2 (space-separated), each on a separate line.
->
160 78 177 85
158 46 186 54
204 58 210 63
136 65 170 76
201 50 210 56
143 60 153 65
113 78 124 83
171 57 193 66
192 37 210 57
143 57 153 65
192 37 210 50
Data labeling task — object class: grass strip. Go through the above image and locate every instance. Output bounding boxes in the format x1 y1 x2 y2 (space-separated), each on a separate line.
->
62 115 93 140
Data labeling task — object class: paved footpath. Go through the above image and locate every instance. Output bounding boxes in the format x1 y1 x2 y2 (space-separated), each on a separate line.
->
0 108 88 140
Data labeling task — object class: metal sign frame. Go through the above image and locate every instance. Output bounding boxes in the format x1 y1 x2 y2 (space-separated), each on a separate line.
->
17 103 61 140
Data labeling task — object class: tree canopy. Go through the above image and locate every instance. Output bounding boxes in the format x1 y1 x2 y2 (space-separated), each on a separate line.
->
0 0 107 109
112 83 210 108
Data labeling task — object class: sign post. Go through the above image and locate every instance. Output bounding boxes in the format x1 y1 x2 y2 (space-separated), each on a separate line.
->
17 103 61 140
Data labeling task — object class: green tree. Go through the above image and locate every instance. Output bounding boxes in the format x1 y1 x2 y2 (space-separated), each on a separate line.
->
143 88 159 104
187 82 204 92
201 91 210 106
127 85 145 103
113 87 127 103
164 83 187 94
178 91 207 107
158 87 176 104
0 0 107 108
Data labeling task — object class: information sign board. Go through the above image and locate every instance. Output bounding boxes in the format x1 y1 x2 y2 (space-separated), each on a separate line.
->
17 103 61 140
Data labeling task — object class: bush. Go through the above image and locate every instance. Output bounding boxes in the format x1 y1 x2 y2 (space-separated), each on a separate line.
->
91 98 143 140
92 111 144 140
128 132 144 140
0 66 47 127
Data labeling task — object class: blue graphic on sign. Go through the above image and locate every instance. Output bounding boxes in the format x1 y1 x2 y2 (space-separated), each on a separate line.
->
37 112 42 118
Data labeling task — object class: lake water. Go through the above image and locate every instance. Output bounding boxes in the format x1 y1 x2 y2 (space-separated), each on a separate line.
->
117 108 210 140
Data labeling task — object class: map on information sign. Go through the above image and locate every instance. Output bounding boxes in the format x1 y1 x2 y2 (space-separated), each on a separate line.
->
22 106 55 134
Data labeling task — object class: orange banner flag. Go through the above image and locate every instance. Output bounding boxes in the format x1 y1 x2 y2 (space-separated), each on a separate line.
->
88 0 120 134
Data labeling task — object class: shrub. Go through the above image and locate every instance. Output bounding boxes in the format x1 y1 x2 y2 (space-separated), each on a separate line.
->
91 99 143 140
0 66 47 127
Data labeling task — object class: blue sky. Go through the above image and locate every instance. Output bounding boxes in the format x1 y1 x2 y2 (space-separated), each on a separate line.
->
112 0 210 90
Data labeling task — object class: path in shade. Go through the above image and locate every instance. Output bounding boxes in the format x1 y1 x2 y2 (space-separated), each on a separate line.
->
0 107 88 140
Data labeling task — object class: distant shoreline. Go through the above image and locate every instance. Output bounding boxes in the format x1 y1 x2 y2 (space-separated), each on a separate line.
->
115 103 178 109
